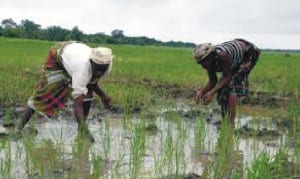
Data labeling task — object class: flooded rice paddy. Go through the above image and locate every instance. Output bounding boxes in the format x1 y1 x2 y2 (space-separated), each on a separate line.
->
0 98 292 178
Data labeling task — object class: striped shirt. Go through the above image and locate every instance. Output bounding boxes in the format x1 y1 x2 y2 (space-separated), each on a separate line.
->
215 40 244 70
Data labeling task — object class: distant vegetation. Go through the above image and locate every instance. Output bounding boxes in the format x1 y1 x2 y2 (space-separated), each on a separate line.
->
1 37 300 107
0 18 195 48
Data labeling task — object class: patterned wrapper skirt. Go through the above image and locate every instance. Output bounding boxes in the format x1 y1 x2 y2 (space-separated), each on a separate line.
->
216 42 260 114
28 42 73 118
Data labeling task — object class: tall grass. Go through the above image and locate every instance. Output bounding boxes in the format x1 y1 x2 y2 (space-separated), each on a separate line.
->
1 37 300 106
0 37 300 178
250 52 300 96
0 37 52 105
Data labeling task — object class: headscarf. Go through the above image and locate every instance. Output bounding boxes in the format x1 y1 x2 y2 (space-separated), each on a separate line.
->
193 43 215 62
90 47 113 64
90 47 113 76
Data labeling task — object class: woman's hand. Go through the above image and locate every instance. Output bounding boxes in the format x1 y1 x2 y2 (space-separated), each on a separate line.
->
202 91 213 105
101 95 112 109
195 89 204 104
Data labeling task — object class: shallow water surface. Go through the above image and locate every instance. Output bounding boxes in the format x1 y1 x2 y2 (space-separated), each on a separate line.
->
0 102 290 178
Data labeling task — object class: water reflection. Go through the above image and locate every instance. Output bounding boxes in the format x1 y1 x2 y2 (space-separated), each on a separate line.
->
0 103 290 178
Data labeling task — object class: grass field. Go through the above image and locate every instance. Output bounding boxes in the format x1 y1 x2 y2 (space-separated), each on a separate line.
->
0 37 300 178
1 37 300 106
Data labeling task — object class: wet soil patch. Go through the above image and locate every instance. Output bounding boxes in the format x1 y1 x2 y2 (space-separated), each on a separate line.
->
161 173 200 179
0 78 297 124
108 78 298 107
235 125 281 139
239 91 292 107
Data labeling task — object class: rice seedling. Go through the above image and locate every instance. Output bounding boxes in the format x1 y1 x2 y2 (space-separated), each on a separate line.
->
246 147 297 178
212 119 235 178
162 121 175 176
91 153 103 178
3 108 14 128
100 119 111 160
0 37 300 178
0 140 11 178
193 106 207 152
129 117 146 178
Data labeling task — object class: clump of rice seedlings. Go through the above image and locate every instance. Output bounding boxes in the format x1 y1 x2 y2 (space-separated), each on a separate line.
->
154 105 187 178
153 109 175 177
286 100 300 174
193 105 207 152
69 136 92 178
0 140 11 178
23 138 61 178
122 112 133 135
294 140 300 175
23 136 68 178
162 122 174 176
101 119 111 160
246 152 272 178
246 148 297 178
3 108 15 128
153 128 164 177
129 118 146 178
23 136 41 177
111 154 126 178
91 153 104 178
210 119 236 178
174 114 187 177
287 100 300 130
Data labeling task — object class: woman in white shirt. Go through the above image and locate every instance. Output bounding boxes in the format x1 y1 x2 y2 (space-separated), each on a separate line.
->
17 41 114 142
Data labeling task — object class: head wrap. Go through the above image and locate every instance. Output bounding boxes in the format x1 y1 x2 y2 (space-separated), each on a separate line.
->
193 43 215 62
90 47 113 65
90 47 113 76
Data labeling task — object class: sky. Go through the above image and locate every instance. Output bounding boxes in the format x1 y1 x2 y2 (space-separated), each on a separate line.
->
1 0 300 49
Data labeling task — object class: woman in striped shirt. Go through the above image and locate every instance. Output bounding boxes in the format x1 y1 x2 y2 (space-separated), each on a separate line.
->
193 39 261 126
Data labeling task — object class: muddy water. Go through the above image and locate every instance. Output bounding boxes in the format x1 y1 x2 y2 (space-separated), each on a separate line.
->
0 102 290 178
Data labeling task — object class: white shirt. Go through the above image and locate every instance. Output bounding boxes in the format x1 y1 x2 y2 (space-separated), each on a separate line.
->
60 43 93 99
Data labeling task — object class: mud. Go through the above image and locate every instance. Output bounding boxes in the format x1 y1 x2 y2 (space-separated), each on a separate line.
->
109 78 297 107
0 99 288 140
161 172 200 179
0 78 296 122
235 125 281 138
0 80 298 178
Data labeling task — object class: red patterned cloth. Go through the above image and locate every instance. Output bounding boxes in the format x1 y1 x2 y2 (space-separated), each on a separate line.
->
28 42 74 117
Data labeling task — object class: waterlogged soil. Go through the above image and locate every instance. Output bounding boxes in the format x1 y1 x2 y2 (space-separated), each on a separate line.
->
109 78 294 107
0 85 298 178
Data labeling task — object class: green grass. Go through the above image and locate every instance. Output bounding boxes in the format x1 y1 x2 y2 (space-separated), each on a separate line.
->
246 148 296 178
1 37 300 178
0 37 202 106
110 44 200 86
0 37 53 105
1 37 300 106
250 52 300 96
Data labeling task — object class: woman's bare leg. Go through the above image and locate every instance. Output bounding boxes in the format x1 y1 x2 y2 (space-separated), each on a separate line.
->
227 94 237 127
17 106 35 130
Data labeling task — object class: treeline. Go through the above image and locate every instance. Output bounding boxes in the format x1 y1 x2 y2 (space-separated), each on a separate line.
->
263 48 300 54
0 18 195 48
